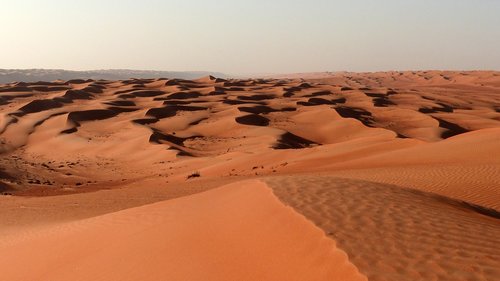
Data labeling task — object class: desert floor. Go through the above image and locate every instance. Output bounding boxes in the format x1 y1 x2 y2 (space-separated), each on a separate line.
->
0 71 499 281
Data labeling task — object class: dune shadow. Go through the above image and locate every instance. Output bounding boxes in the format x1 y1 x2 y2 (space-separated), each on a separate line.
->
419 103 454 114
235 114 270 126
105 100 136 107
146 105 207 120
334 106 374 127
237 94 275 101
238 105 295 114
12 99 64 117
68 109 119 124
166 92 202 100
274 132 316 149
434 118 469 138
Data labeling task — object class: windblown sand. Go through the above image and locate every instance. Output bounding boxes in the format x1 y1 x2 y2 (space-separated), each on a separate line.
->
0 71 499 280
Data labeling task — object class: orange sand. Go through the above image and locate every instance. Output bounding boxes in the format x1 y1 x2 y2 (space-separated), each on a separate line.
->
0 71 499 280
0 180 366 281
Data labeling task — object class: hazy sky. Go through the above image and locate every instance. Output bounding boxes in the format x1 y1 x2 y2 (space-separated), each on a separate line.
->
1 0 499 74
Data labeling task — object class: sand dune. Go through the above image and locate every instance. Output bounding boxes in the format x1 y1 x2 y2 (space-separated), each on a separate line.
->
0 180 366 281
267 176 500 281
0 71 499 280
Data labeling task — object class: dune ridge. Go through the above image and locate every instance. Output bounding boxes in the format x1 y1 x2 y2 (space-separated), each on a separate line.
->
266 175 500 281
0 180 367 281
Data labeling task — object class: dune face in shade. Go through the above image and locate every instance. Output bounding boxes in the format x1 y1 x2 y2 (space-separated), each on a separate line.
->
0 71 499 281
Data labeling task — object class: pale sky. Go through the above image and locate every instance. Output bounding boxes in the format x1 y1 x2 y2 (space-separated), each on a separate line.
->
1 0 499 74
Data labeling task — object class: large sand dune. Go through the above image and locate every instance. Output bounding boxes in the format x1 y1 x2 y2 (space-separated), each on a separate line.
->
0 71 499 280
0 180 366 281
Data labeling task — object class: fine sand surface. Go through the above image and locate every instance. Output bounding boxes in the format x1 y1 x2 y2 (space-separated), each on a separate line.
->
0 180 366 281
0 71 499 280
267 176 500 281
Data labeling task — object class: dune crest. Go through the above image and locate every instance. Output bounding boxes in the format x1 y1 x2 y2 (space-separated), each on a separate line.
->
267 176 500 281
0 180 366 281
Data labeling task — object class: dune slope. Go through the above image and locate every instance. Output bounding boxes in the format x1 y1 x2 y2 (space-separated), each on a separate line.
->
267 176 500 281
0 180 366 281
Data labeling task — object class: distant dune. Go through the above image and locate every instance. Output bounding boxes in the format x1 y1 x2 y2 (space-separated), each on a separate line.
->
0 71 499 280
0 69 228 84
